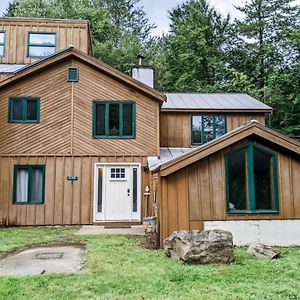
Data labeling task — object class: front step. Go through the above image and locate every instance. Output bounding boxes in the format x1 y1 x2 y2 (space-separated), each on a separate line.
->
93 221 142 228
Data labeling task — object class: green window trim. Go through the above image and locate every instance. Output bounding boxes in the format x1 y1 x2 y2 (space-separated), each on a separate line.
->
13 165 46 205
191 114 227 145
0 31 5 57
27 32 56 58
225 143 279 214
67 67 79 82
8 96 40 123
92 101 136 139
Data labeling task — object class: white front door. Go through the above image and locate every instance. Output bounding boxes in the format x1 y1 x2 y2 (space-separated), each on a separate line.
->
94 164 141 222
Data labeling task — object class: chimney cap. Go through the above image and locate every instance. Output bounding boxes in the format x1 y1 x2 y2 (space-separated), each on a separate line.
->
137 53 145 60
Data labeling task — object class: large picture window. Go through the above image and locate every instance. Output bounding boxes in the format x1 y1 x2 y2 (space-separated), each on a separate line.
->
225 143 279 213
27 32 56 58
93 101 136 138
8 97 40 123
13 165 45 204
192 115 226 145
0 31 5 57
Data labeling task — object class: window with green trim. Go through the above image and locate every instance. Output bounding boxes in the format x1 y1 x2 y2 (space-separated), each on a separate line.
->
27 32 56 58
9 97 40 123
13 165 45 204
0 31 5 57
192 115 226 145
93 101 136 138
225 143 279 213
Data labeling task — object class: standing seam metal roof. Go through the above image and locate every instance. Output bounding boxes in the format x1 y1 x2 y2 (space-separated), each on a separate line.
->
162 93 272 111
0 64 28 73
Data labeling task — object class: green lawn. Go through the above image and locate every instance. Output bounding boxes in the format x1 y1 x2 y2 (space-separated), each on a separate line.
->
0 227 299 300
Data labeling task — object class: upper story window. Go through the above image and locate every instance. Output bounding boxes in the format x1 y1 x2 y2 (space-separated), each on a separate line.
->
93 101 136 138
192 115 226 145
9 97 40 123
0 31 5 57
225 143 279 214
27 32 56 58
13 165 45 204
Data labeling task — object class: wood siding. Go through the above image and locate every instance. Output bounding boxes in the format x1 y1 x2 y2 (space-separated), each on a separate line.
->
160 112 266 147
0 73 13 82
0 155 151 226
0 18 91 64
158 143 300 244
0 58 160 156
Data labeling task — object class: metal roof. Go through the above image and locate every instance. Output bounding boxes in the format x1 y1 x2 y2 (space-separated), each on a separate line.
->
148 147 193 171
162 93 272 111
0 64 28 73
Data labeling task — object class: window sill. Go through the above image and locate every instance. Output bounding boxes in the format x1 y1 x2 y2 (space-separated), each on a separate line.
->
227 210 280 214
13 202 44 205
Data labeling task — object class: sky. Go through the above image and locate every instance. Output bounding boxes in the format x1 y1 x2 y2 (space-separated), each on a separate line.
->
0 0 299 35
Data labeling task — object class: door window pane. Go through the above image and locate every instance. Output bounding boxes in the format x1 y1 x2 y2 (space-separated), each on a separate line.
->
123 103 133 136
98 168 103 213
253 148 274 210
227 148 248 210
132 168 138 212
109 103 120 136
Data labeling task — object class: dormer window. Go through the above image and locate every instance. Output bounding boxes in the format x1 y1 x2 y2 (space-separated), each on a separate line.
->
0 31 5 57
27 32 56 58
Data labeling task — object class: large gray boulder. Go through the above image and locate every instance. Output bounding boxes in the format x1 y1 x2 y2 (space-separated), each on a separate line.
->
163 230 234 264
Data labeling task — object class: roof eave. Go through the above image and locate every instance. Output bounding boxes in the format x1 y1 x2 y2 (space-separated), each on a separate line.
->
161 108 273 113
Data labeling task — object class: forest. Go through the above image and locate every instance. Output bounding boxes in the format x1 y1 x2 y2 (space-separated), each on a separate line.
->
4 0 300 135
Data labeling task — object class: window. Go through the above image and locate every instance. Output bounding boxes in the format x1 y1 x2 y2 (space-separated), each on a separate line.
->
67 67 79 82
225 143 279 213
13 165 45 204
27 32 56 58
93 101 136 138
110 168 126 180
192 115 226 145
0 31 5 57
8 97 40 123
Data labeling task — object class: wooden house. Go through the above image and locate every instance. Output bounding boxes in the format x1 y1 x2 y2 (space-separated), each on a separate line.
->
0 17 299 246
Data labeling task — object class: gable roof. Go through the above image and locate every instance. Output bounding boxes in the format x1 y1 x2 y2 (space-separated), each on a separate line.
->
155 121 300 176
0 47 166 103
162 93 272 112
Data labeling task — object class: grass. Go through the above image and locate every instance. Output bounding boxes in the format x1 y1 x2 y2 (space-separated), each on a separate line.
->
0 227 299 300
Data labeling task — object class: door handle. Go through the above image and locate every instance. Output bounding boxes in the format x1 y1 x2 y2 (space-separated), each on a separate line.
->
127 188 130 196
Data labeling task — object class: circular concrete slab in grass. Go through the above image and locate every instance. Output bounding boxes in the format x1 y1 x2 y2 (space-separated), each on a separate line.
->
0 246 83 276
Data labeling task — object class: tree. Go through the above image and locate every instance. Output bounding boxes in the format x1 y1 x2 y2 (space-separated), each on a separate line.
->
153 0 231 92
4 0 154 73
233 0 300 99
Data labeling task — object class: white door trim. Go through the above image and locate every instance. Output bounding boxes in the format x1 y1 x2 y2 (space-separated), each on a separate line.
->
93 163 142 222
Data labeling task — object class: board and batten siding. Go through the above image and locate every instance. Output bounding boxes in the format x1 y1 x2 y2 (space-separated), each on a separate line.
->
158 145 300 244
0 155 151 226
0 18 91 64
0 58 160 156
160 112 266 148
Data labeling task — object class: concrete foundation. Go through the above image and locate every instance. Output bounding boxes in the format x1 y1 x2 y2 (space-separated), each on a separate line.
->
204 220 300 246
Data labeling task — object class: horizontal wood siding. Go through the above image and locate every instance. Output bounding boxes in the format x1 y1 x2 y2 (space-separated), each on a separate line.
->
0 19 90 64
72 60 159 156
0 74 13 82
0 155 151 226
159 144 300 243
160 112 266 148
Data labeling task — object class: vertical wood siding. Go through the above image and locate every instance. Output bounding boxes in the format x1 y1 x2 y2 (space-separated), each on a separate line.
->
160 112 266 147
158 147 300 244
0 19 91 64
0 155 151 226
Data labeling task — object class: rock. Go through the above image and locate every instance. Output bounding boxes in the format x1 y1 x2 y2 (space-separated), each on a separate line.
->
247 243 280 259
163 230 234 264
